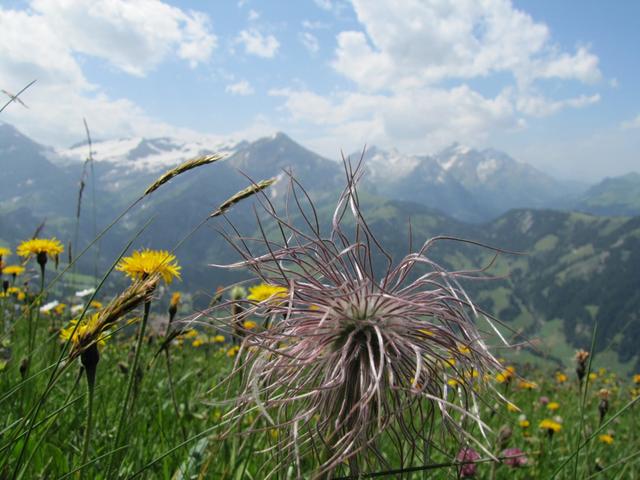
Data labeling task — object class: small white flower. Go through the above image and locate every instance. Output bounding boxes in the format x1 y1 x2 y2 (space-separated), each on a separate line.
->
75 288 96 298
40 300 59 313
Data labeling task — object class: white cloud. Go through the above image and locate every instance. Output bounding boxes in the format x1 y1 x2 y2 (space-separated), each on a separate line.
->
271 85 517 155
299 32 320 53
271 0 603 156
236 28 280 58
226 80 255 96
516 93 601 117
621 114 640 130
248 9 260 21
29 0 216 76
0 1 217 145
334 0 601 90
302 20 329 30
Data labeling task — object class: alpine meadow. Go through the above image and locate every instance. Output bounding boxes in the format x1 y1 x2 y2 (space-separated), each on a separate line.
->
1 1 640 478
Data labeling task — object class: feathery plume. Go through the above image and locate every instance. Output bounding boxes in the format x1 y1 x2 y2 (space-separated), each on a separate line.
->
208 158 504 477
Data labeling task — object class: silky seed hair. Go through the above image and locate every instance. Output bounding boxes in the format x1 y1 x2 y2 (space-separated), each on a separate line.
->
205 157 507 478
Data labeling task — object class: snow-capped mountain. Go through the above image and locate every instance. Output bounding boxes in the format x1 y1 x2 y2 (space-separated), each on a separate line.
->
2 121 588 224
57 135 241 172
357 142 574 221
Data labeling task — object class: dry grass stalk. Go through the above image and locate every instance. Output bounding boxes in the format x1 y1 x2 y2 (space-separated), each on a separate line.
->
144 154 225 196
69 273 160 359
210 178 276 218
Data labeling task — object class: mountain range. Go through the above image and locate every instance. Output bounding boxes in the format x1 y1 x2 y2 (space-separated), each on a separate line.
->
1 121 640 372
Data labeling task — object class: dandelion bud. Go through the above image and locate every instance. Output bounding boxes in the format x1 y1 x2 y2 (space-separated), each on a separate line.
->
598 389 610 425
36 251 47 270
80 343 100 388
575 349 590 384
168 292 180 323
19 357 29 379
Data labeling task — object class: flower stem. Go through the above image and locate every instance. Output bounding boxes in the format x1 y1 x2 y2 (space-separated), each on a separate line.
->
107 300 151 477
80 373 95 478
165 348 187 440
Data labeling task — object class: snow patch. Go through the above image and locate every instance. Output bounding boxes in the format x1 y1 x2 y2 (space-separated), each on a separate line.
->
476 158 498 182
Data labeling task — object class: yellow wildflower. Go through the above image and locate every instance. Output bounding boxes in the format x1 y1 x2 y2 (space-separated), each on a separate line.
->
182 329 198 339
213 335 225 343
539 419 562 433
89 300 103 309
0 247 11 258
116 249 181 284
192 338 204 348
243 320 257 330
246 283 288 303
457 344 470 355
555 372 568 383
547 402 560 411
633 374 640 384
496 366 515 384
3 265 25 276
54 303 66 315
17 238 64 261
227 346 240 358
588 372 597 381
518 380 537 390
170 292 181 307
598 434 614 445
447 378 459 387
518 419 530 429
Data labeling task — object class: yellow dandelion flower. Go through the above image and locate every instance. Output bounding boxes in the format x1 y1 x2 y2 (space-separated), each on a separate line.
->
555 372 568 383
227 346 240 358
213 335 225 343
54 303 66 315
589 372 598 381
243 320 257 330
246 283 288 303
457 344 471 355
444 358 456 367
447 378 459 387
496 367 515 384
539 419 562 433
192 338 204 348
633 374 640 384
547 402 560 411
182 329 198 339
3 265 25 276
17 238 64 261
0 247 11 258
7 287 26 301
116 249 181 284
170 292 181 307
518 380 537 390
89 300 103 309
518 419 530 429
598 434 614 445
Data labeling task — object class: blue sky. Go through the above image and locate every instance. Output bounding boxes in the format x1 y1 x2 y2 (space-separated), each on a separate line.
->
1 0 638 181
